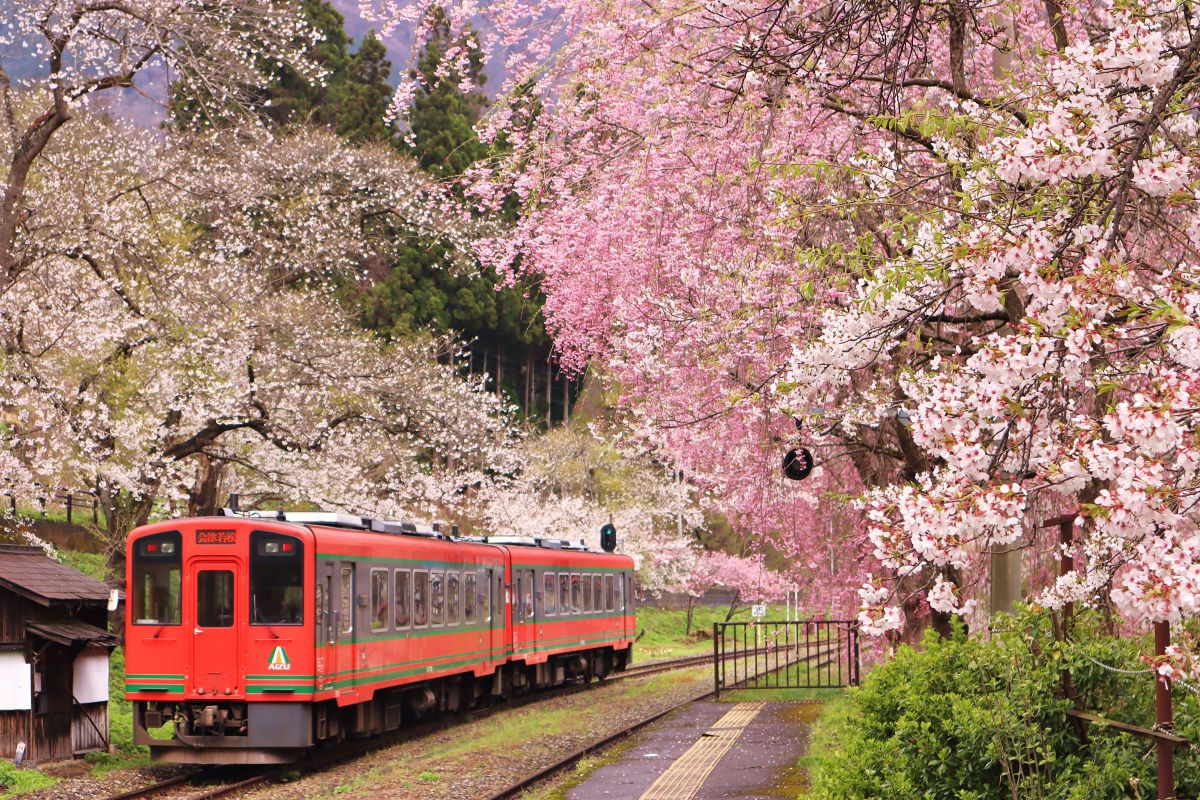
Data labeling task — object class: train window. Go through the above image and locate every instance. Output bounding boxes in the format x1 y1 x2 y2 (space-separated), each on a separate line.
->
464 573 477 624
559 573 570 615
395 571 411 629
571 574 582 613
543 572 556 615
196 570 234 628
605 575 614 611
615 573 625 613
430 571 445 626
480 569 493 624
370 570 389 632
593 575 603 613
518 573 528 623
131 531 182 625
447 572 461 626
250 532 303 626
315 581 325 631
413 571 429 627
340 567 354 636
582 574 592 613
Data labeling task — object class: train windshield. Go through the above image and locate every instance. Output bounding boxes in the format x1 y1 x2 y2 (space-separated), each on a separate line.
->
131 531 182 625
250 531 304 625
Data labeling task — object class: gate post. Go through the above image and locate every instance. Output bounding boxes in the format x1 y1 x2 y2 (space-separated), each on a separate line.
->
1155 621 1174 800
712 622 720 699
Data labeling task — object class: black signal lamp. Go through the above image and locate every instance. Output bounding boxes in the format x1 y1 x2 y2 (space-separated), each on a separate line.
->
782 448 814 481
600 523 617 552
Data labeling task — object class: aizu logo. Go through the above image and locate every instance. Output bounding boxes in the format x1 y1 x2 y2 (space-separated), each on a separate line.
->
267 645 291 672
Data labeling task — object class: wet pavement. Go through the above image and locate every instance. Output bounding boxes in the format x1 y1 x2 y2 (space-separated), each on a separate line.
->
568 700 817 800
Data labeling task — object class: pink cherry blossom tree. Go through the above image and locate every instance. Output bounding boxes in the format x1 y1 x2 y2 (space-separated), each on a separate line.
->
368 0 1200 669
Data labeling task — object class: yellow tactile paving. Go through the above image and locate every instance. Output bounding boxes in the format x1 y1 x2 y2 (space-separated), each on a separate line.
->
638 702 766 800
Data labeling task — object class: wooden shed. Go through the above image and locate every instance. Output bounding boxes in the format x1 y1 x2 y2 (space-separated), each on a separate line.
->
0 545 117 763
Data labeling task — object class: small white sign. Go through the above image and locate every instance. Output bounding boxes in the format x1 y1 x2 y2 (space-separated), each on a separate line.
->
751 604 767 619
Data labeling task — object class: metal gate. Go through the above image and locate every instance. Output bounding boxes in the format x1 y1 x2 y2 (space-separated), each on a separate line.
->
712 620 860 698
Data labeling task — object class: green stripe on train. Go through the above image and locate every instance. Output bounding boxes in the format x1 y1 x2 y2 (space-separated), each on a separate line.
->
125 674 184 680
317 553 631 573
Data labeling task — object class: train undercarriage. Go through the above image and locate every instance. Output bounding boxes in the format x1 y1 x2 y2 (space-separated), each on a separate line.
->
135 645 632 764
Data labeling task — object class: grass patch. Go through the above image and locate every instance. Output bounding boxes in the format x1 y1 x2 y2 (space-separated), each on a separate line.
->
58 549 107 582
0 762 59 798
636 604 794 660
795 692 855 798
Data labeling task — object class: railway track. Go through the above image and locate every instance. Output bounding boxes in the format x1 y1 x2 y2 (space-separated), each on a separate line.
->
99 648 754 800
484 645 840 800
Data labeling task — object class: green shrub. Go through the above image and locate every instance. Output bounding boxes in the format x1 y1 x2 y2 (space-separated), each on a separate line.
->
806 609 1199 800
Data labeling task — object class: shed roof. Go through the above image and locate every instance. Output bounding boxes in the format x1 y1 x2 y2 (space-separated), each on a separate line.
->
26 621 118 648
0 545 111 606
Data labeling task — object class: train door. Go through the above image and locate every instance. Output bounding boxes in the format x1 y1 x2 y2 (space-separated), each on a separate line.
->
185 558 242 696
337 563 357 693
472 567 499 662
512 568 535 655
316 562 336 691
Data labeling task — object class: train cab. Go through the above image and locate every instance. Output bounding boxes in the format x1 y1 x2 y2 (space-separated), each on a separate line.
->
126 516 316 764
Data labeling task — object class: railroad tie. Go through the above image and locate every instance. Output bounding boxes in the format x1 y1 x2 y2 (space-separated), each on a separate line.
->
638 701 766 800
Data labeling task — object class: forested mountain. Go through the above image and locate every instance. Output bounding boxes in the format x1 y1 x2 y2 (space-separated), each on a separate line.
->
362 10 565 423
169 1 568 422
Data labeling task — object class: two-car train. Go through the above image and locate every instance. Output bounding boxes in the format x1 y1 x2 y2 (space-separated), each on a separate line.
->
124 510 636 764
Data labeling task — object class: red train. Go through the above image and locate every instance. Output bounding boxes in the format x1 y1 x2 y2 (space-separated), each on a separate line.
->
124 510 636 764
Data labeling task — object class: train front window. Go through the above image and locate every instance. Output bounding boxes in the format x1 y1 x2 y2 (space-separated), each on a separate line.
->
250 532 304 626
196 570 234 627
131 532 182 625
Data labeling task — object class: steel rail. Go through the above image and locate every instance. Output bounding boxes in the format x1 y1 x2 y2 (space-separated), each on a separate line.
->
100 648 783 800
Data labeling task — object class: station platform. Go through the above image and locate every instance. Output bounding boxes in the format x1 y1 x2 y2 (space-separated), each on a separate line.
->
568 700 817 800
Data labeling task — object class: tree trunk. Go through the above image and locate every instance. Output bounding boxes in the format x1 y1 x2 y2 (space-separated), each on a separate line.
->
685 595 695 637
187 453 227 517
724 589 741 622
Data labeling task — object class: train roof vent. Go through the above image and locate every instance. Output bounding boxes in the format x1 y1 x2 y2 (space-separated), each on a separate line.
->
280 511 368 529
488 535 538 547
218 508 284 522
